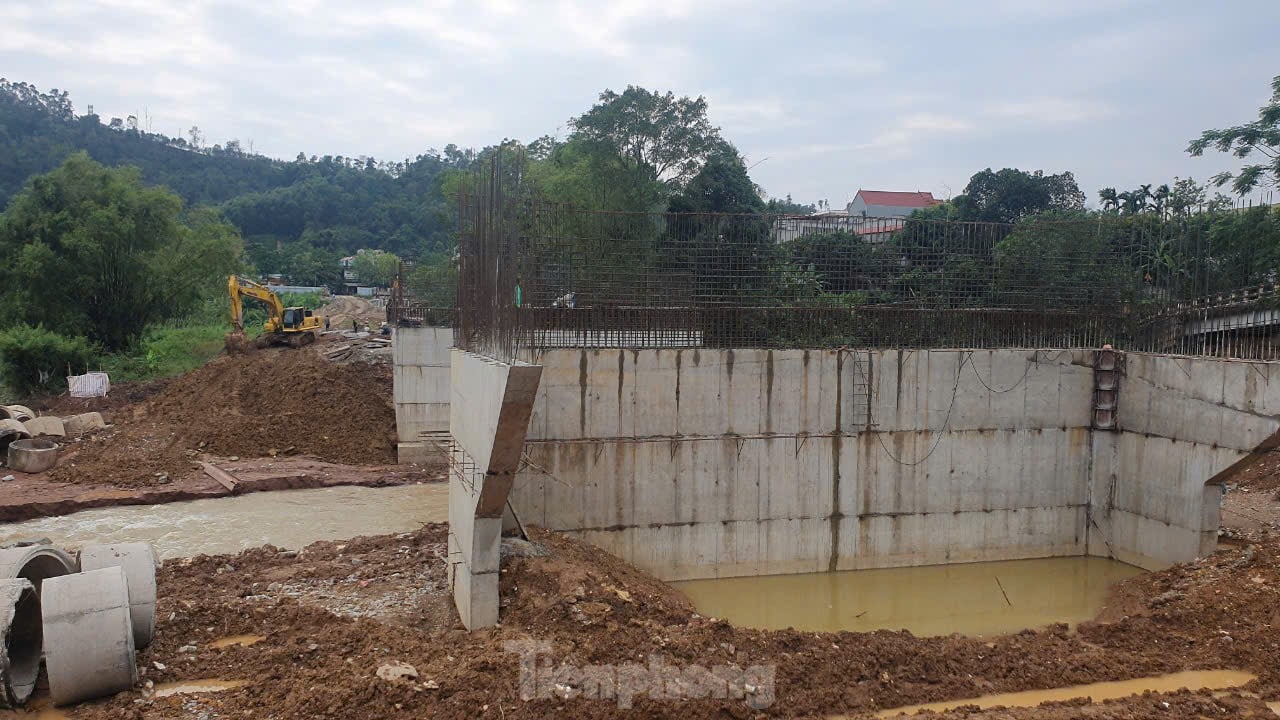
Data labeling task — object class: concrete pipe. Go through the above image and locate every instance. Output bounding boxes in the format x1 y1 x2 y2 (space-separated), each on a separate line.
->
63 412 105 436
0 421 30 466
6 439 58 474
0 545 76 594
78 544 157 649
0 579 40 709
42 566 138 706
0 407 34 423
22 416 65 438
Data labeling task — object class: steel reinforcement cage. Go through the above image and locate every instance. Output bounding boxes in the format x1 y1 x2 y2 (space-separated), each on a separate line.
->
456 156 1280 361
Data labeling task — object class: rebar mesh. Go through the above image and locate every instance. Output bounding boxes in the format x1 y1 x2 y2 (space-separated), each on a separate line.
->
454 156 1280 360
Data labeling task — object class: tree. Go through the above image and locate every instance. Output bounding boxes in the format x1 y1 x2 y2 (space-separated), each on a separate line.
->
765 194 818 215
1098 187 1120 213
1187 74 1280 194
994 212 1128 308
0 153 242 350
351 250 399 287
668 145 765 215
526 136 666 212
569 86 724 187
1152 184 1171 218
278 242 340 287
952 168 1086 223
1168 177 1206 216
667 147 776 312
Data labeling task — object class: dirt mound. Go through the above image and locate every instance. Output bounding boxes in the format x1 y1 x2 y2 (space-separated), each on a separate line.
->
50 346 395 487
1224 448 1280 492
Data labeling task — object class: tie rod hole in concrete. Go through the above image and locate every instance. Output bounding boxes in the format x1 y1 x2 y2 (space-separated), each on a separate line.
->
0 579 40 709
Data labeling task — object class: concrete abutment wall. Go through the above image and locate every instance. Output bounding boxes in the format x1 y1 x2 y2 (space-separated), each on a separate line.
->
504 348 1279 580
413 331 1280 625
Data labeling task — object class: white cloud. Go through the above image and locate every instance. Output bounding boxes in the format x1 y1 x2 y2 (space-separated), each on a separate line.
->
989 97 1113 126
0 0 1276 204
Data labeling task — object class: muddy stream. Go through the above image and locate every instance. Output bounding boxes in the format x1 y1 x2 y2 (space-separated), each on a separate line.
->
0 483 448 559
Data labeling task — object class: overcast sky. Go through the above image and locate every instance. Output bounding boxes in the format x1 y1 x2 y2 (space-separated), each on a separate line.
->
2 0 1277 207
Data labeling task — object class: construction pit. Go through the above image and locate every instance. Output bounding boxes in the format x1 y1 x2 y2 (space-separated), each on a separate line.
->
0 286 1277 720
0 323 1276 719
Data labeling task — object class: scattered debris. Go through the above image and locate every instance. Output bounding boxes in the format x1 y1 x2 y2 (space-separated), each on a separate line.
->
199 462 240 494
375 661 418 682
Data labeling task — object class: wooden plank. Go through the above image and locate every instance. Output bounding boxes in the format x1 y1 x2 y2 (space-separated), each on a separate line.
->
199 461 240 493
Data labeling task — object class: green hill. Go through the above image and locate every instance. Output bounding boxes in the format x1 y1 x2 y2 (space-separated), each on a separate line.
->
0 78 466 265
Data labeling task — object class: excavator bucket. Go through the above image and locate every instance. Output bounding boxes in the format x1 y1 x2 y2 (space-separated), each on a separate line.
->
224 331 252 354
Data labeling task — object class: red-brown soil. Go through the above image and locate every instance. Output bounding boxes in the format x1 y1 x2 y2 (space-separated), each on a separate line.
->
0 457 443 523
32 527 1280 720
45 346 398 488
1226 448 1280 493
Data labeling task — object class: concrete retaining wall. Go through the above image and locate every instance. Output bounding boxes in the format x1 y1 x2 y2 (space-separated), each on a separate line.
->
506 347 1280 580
393 326 453 464
512 348 1101 580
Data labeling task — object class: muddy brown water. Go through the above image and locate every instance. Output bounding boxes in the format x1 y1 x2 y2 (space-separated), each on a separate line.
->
0 484 448 559
868 669 1257 717
673 556 1144 637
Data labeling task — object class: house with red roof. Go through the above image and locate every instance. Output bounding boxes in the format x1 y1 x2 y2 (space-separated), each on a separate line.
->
846 190 941 218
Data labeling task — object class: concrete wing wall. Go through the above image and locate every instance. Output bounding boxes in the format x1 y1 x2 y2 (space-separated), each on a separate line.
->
447 350 543 630
1092 353 1280 569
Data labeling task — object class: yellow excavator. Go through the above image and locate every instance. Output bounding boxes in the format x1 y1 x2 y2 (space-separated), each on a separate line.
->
225 275 326 352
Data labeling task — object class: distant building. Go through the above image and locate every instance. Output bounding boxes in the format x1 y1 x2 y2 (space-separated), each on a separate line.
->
846 190 940 218
340 256 359 284
772 209 906 245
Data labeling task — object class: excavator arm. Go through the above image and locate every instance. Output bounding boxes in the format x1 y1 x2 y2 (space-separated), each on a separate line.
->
228 275 285 334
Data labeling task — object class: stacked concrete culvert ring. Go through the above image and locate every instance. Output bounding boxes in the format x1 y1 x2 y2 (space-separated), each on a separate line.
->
0 579 40 708
0 544 76 593
62 412 105 436
0 406 34 422
41 566 138 706
6 439 58 474
78 543 157 648
21 416 65 438
0 420 31 463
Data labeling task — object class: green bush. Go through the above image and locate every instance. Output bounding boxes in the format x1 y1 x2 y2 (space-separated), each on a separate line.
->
277 291 325 310
0 324 98 396
100 321 233 383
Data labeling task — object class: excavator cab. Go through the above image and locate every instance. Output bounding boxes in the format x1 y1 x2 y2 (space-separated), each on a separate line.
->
282 307 304 329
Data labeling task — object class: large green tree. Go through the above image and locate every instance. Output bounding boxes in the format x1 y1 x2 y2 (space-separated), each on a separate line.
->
1188 74 1280 195
953 168 1086 223
667 147 776 307
526 136 667 212
352 250 400 287
569 86 724 188
0 152 242 350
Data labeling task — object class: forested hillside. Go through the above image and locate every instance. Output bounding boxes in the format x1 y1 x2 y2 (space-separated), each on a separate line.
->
0 79 467 271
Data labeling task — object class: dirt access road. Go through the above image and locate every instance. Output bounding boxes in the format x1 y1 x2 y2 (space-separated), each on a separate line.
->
321 294 386 332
